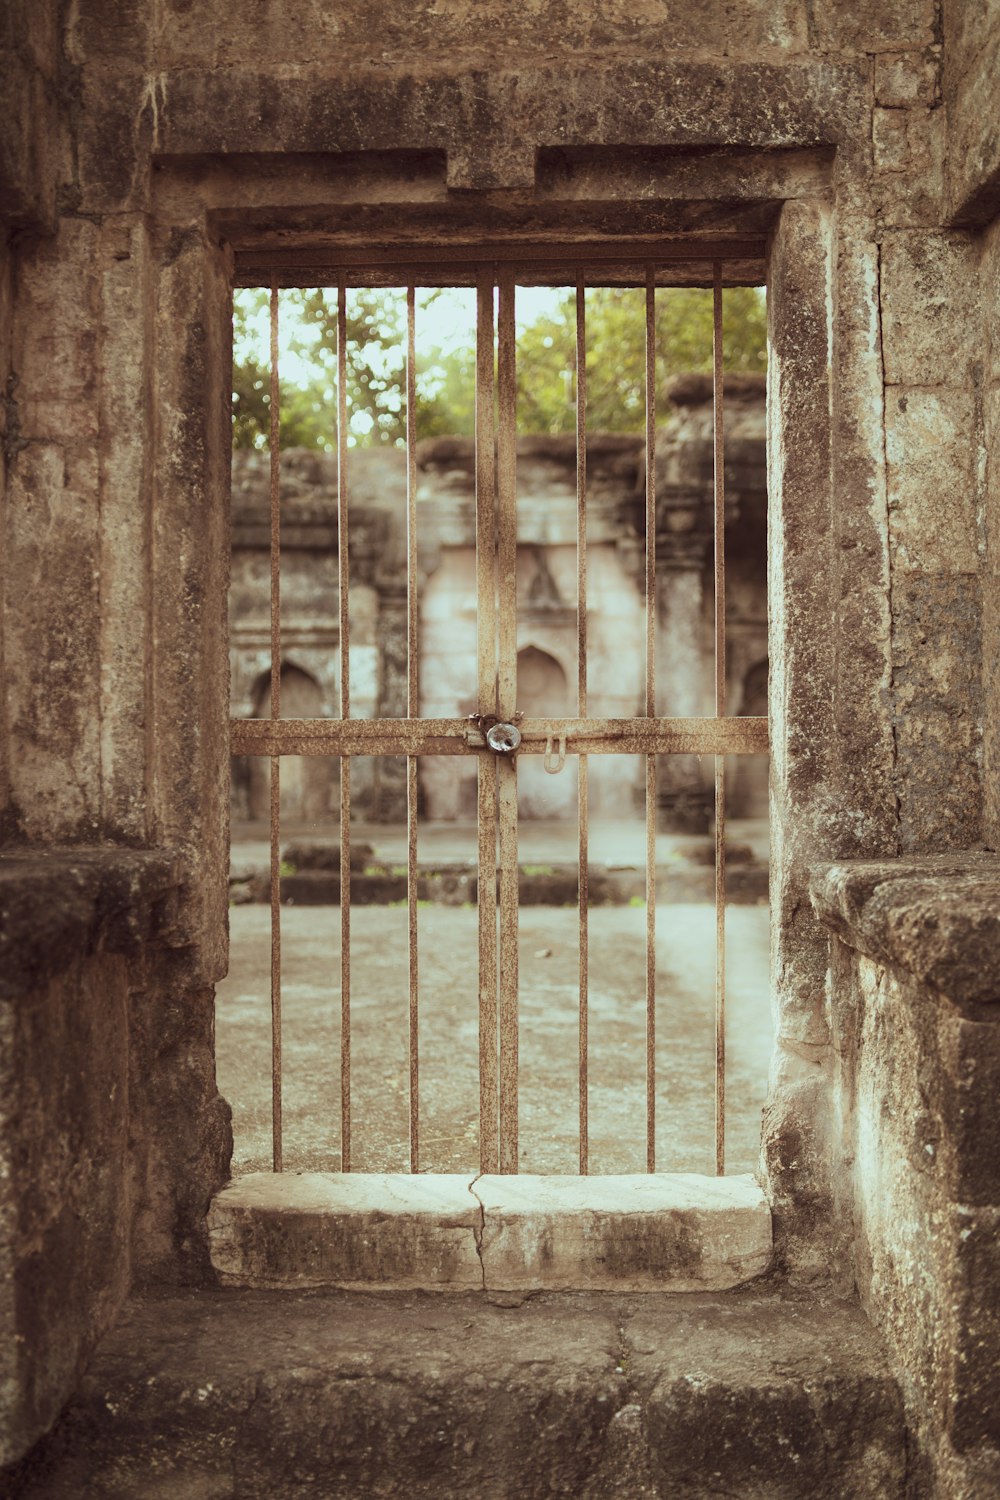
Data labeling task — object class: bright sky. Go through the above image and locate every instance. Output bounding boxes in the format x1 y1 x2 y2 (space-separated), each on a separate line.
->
234 285 568 387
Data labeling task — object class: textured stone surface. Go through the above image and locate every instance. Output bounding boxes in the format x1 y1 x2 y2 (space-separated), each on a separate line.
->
810 855 1000 1010
474 1173 771 1292
8 1288 907 1499
885 387 979 572
815 858 1000 1492
818 918 1000 1496
944 0 1000 220
0 852 232 1466
890 572 983 851
209 1174 483 1290
209 1171 771 1293
880 232 978 386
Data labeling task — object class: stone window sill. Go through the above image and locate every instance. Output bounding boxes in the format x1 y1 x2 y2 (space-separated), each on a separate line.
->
809 854 1000 1014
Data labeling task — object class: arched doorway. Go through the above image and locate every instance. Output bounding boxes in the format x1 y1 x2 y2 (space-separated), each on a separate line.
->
516 645 575 819
247 663 338 825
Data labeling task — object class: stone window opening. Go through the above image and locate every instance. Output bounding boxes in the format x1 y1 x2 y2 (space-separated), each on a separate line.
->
215 248 773 1291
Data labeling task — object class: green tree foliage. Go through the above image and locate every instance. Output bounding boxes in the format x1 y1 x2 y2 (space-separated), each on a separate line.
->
517 286 767 435
232 284 766 450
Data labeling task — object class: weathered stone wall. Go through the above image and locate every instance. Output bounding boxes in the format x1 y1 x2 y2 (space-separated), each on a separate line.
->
2 0 1000 1483
0 852 232 1467
813 858 1000 1496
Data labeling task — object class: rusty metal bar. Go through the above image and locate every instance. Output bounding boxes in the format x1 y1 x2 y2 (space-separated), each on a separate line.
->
713 263 727 1178
268 278 283 1174
406 283 419 1174
476 270 499 1174
576 273 589 1176
231 714 770 758
337 278 352 1172
497 267 519 1175
645 266 657 1174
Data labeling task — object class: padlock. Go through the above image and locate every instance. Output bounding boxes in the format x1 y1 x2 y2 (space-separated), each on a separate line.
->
485 721 522 755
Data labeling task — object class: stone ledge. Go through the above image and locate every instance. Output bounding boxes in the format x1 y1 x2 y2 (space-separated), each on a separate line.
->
0 848 186 1000
208 1171 772 1293
6 1287 907 1499
809 854 1000 1011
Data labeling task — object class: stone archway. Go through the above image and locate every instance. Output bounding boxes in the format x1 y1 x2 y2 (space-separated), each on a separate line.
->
247 663 338 825
516 644 575 819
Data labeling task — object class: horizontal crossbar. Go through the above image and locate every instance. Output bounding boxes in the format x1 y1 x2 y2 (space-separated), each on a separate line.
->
230 716 769 757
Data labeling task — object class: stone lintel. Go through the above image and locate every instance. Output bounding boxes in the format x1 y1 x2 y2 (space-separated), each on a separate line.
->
810 855 1000 1012
208 1171 771 1293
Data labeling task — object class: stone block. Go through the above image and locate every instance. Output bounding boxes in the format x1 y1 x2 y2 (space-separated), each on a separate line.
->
811 856 1000 1010
874 106 946 229
474 1173 771 1292
7 1289 907 1500
891 572 983 851
874 108 913 173
880 232 979 386
813 0 937 50
874 49 940 107
208 1171 772 1293
885 387 978 572
983 569 1000 845
944 8 1000 220
208 1173 484 1290
143 0 810 68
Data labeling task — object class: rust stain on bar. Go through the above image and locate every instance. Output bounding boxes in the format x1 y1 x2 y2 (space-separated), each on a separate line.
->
578 755 589 1176
476 270 499 1174
407 754 419 1173
713 262 727 1179
498 758 519 1175
645 266 656 1175
477 758 499 1173
337 279 352 1173
230 714 769 757
406 284 419 721
406 284 419 1174
497 268 519 1175
576 273 589 1176
268 279 283 1174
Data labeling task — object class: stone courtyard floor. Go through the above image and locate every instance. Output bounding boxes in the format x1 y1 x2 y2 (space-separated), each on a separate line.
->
217 902 771 1177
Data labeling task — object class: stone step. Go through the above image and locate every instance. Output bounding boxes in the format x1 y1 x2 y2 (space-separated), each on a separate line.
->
11 1288 908 1499
207 1171 773 1293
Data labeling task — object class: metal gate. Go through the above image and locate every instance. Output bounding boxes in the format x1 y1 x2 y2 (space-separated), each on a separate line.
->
230 244 769 1180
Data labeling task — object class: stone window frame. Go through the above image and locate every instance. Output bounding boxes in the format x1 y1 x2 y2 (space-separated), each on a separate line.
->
148 169 893 1273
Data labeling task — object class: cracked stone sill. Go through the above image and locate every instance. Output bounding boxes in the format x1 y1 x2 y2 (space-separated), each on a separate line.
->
208 1170 772 1293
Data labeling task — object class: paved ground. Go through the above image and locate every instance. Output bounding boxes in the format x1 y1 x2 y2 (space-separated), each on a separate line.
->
230 816 771 874
217 903 771 1177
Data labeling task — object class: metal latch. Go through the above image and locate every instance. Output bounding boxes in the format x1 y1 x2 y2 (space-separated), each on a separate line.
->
543 733 567 774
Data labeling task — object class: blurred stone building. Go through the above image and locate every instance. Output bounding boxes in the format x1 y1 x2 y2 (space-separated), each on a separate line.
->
230 374 768 831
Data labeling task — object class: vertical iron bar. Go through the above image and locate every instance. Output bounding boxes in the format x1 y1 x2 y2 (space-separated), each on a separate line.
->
406 284 419 1174
337 278 352 1172
268 278 282 1174
497 267 519 1175
713 263 727 1177
576 274 589 1176
645 267 657 1174
476 271 500 1175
